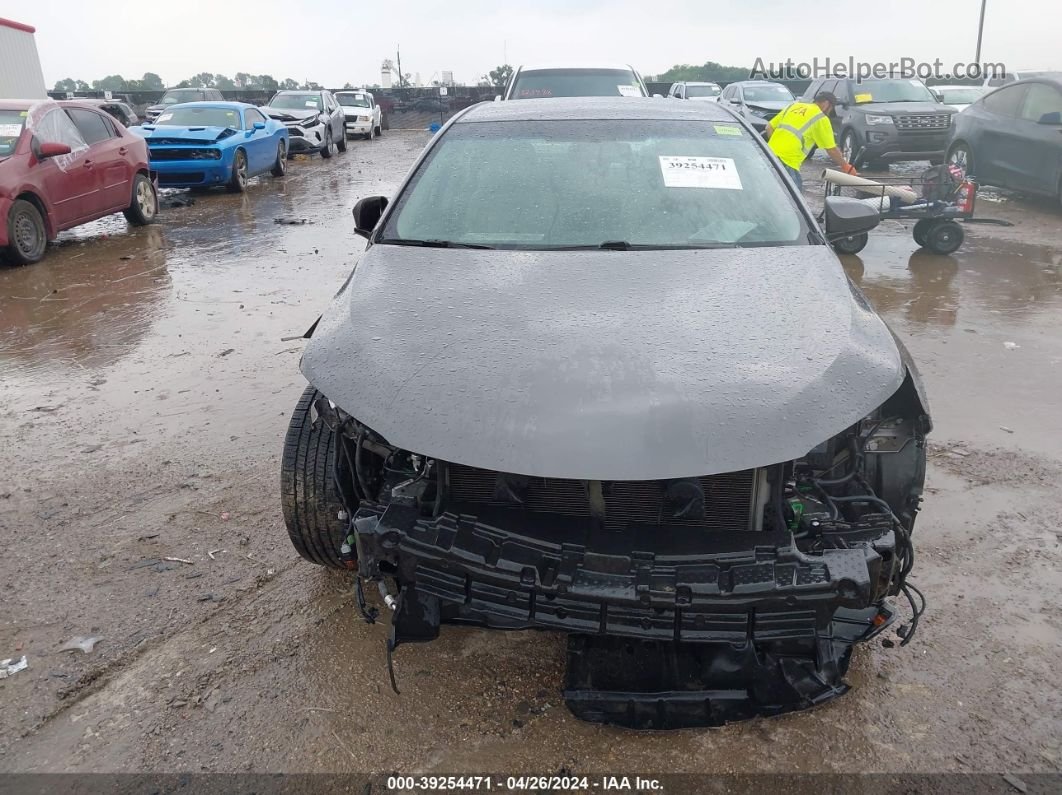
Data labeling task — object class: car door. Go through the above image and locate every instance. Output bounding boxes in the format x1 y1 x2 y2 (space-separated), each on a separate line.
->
1010 82 1062 195
30 109 94 227
975 84 1028 187
242 107 272 173
324 93 341 138
66 107 130 215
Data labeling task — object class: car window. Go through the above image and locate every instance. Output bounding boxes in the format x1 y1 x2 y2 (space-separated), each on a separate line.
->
37 109 88 150
981 85 1026 117
245 108 266 126
338 94 371 108
270 93 323 110
65 108 115 145
743 84 794 102
510 68 646 99
382 119 807 249
849 79 934 103
155 106 243 128
160 89 206 105
0 109 27 157
938 88 984 105
685 85 721 98
987 74 1014 87
1018 83 1062 122
803 79 822 100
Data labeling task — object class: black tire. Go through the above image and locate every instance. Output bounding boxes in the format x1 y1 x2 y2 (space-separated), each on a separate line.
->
320 127 334 158
365 125 375 142
122 173 158 226
336 124 347 153
924 221 964 255
913 219 933 247
947 142 973 178
832 232 869 255
227 149 248 193
271 139 287 176
4 199 47 265
280 386 349 569
841 129 863 168
374 121 382 137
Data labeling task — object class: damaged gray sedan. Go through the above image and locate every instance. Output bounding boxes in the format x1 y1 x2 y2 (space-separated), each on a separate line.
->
281 98 930 729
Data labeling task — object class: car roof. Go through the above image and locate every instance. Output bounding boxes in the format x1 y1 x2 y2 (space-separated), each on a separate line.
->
932 84 984 90
273 89 323 94
158 101 255 110
517 63 638 72
678 81 721 86
456 96 738 123
729 80 784 87
0 98 52 111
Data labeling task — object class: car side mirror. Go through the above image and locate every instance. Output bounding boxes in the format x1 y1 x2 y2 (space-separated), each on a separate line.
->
823 196 880 238
1037 111 1062 125
352 195 389 239
37 141 72 159
253 121 266 130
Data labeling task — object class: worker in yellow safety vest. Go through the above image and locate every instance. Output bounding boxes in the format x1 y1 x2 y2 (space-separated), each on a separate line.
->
765 91 857 191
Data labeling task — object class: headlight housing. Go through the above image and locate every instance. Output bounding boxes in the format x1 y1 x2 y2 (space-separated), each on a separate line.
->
357 115 370 122
300 115 323 128
865 114 894 125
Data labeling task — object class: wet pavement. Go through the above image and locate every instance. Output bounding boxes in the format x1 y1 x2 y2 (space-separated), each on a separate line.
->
0 134 1060 775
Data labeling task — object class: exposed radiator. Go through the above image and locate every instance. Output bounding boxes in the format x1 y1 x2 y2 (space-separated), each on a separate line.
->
445 464 757 531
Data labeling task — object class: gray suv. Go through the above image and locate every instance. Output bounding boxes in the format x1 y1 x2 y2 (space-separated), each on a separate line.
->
802 77 954 168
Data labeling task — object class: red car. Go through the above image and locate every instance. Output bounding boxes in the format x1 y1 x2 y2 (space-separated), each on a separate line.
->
0 99 158 265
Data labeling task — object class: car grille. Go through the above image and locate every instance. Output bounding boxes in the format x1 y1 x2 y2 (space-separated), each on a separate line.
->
157 172 204 184
895 114 951 130
287 127 304 137
445 464 756 531
149 147 221 161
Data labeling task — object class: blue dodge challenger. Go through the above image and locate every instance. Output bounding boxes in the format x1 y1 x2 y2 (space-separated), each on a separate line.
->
129 102 289 192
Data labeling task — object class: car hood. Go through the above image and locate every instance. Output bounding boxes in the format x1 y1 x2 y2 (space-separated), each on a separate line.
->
687 96 720 102
301 246 907 480
746 100 790 113
264 107 320 123
854 101 950 114
130 125 237 143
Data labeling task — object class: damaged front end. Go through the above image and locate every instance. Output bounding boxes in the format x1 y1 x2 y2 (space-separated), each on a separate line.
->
310 374 928 729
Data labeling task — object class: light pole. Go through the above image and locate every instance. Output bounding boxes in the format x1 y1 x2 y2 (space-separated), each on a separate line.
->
975 0 987 63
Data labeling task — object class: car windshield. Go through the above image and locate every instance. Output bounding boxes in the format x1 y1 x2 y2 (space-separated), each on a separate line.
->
161 89 205 105
381 119 806 249
337 94 370 108
154 106 242 128
271 93 322 110
853 79 936 103
0 109 26 157
511 69 645 99
938 88 983 104
742 84 794 102
686 85 721 97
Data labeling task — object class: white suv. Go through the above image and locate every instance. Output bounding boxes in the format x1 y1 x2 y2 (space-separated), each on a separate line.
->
263 90 346 157
335 91 383 140
502 64 648 100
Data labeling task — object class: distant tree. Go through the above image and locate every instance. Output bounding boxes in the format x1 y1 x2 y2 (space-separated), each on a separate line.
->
259 75 279 91
302 81 323 90
142 72 165 90
187 72 215 88
280 78 299 90
175 79 192 88
656 61 751 84
342 82 354 90
92 74 128 91
234 72 254 88
75 80 90 91
54 78 78 92
401 72 413 87
215 74 236 90
484 64 513 89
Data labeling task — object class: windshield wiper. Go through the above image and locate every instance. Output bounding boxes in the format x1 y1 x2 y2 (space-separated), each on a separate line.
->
547 241 735 251
376 238 495 249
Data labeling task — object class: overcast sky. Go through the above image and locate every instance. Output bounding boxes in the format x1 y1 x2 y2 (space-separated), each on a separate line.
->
5 0 1057 88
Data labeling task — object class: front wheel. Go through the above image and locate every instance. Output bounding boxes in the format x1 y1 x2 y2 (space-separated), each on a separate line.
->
227 149 248 192
123 173 158 225
4 199 47 265
841 130 863 168
913 219 934 247
925 221 964 255
336 124 347 153
280 386 350 569
320 127 334 158
832 232 869 255
271 139 287 177
374 121 382 137
947 142 973 178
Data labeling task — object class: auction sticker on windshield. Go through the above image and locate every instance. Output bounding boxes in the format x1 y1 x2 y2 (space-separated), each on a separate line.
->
617 85 641 97
714 125 743 136
659 156 742 189
0 124 22 137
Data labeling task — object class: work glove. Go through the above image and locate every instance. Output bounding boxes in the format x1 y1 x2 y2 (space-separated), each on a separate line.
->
842 163 859 176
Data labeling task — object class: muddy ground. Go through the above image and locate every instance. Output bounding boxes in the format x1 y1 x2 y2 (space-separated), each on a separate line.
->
0 133 1060 776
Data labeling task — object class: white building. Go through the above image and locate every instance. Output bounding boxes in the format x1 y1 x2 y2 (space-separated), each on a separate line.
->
0 17 47 98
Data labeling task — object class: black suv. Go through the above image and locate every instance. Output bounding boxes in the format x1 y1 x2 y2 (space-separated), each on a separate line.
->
802 77 954 167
